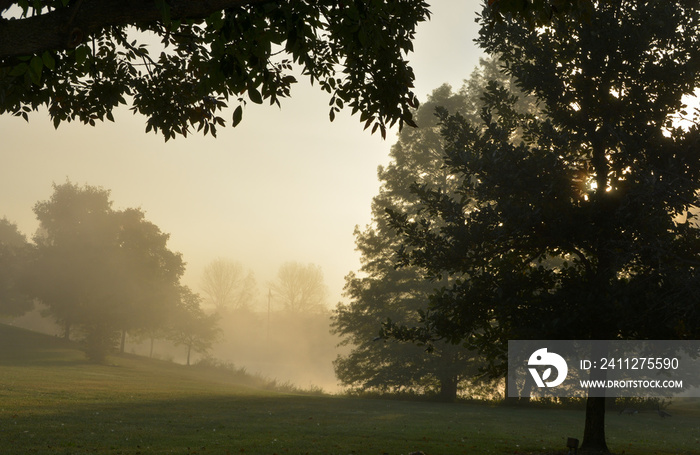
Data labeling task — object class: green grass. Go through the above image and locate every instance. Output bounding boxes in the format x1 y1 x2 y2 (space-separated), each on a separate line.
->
1 324 699 454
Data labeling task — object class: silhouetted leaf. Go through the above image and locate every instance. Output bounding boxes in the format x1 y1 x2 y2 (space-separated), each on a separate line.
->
8 63 28 77
232 106 243 127
248 88 263 105
41 51 55 71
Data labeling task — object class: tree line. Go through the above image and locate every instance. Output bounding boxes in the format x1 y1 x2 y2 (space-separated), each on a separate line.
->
0 181 216 363
0 181 331 365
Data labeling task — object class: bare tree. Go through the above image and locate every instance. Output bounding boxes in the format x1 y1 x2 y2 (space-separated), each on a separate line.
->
200 258 256 313
270 262 328 313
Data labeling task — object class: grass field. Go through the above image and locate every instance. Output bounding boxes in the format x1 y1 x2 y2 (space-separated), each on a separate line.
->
1 324 698 455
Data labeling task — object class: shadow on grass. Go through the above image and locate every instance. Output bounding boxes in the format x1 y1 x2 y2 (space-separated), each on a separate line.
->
2 392 699 455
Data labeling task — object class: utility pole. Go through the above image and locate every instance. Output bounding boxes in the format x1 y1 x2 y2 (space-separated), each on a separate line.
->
267 289 272 354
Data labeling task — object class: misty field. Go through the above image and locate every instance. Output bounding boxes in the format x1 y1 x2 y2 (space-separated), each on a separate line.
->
1 325 698 455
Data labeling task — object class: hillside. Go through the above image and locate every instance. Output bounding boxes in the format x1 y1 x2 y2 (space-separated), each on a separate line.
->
0 322 280 394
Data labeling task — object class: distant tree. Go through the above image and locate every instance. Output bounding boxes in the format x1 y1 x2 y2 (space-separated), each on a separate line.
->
131 325 169 360
168 286 220 366
28 181 184 361
0 217 33 317
0 0 429 140
270 262 328 313
387 2 700 452
333 60 530 401
200 258 256 313
111 208 185 353
29 181 117 343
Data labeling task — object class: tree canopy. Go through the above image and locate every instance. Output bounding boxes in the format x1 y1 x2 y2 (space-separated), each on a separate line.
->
387 1 700 452
485 0 595 26
0 0 429 140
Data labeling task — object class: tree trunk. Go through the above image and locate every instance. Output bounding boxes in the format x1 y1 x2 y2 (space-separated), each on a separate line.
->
120 329 127 353
580 396 609 453
581 342 610 453
438 376 458 402
582 127 613 453
63 321 71 340
186 344 192 366
149 337 154 358
503 376 533 405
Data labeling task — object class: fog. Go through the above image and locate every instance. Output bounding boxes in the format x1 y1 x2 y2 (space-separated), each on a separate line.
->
0 1 483 392
129 308 343 392
207 307 342 392
10 304 341 390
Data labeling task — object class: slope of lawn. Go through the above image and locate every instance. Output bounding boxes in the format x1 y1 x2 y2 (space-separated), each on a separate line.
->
1 323 698 454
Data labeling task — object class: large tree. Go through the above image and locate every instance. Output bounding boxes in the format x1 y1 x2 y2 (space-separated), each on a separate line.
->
332 59 530 401
388 2 700 453
0 0 429 140
28 181 185 361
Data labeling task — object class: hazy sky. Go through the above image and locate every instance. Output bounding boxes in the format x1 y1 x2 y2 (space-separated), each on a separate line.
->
0 1 484 309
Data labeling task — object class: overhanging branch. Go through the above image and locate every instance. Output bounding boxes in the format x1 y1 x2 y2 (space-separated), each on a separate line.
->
0 0 15 13
0 0 271 58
